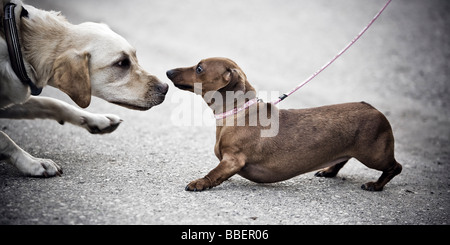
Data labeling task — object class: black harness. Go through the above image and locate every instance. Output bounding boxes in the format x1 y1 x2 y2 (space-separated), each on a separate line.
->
3 3 42 95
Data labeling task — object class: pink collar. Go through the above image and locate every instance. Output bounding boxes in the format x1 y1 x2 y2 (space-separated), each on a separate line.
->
214 98 259 120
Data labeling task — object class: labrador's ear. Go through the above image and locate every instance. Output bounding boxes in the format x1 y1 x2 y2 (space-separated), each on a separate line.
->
52 50 91 108
222 68 246 92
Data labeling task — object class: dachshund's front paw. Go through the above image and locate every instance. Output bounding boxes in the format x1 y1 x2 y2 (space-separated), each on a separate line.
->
185 177 213 192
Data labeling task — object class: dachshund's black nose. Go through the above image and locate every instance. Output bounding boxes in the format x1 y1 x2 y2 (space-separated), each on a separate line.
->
166 69 178 80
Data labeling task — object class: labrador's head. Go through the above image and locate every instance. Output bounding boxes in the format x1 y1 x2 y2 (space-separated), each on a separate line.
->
51 22 168 110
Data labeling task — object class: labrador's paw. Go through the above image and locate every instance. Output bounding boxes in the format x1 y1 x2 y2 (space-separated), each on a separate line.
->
81 114 123 134
15 153 63 177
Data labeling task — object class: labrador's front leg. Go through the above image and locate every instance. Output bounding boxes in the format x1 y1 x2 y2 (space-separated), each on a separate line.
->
0 96 122 134
0 131 62 177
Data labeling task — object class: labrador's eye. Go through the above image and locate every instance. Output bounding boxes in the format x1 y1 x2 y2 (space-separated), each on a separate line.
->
115 58 131 69
196 65 203 74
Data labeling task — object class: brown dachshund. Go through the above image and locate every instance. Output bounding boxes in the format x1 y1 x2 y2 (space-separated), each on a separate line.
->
167 57 402 192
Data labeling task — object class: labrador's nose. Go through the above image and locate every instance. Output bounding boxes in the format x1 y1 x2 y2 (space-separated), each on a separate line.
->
158 83 169 95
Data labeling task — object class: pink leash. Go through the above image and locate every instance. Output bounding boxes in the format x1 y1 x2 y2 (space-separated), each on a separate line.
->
215 0 392 120
271 0 392 105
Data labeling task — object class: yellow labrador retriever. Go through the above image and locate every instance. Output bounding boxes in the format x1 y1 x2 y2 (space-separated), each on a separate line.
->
0 0 168 177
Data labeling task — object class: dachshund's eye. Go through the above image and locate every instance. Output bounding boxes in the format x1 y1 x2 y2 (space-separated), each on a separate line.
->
196 65 203 74
115 58 131 69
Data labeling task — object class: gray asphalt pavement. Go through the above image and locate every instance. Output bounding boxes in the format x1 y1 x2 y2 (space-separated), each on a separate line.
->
0 0 449 225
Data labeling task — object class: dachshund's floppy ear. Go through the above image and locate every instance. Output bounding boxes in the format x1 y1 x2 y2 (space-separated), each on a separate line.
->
222 68 246 92
52 49 91 108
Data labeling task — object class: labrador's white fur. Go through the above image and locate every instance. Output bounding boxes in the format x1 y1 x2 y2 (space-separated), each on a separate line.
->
0 0 168 177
